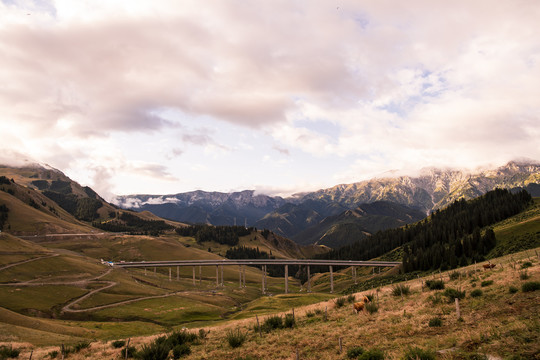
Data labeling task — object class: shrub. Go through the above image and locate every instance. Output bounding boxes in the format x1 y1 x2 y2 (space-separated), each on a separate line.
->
335 296 347 308
402 346 436 360
73 341 91 352
226 328 247 348
121 346 136 359
391 284 410 297
365 302 379 314
0 345 20 358
284 313 295 328
443 288 466 302
137 341 170 360
522 281 540 292
47 350 59 359
365 293 375 302
347 294 356 303
425 280 445 290
480 280 493 287
428 317 442 327
509 286 519 294
172 344 191 358
111 340 126 348
519 271 530 280
520 261 532 269
262 315 283 332
449 271 460 280
470 289 483 297
198 329 209 340
347 346 365 359
305 310 315 318
167 330 198 347
358 348 385 360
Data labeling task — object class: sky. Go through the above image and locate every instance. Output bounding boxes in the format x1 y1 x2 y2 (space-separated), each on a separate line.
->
1 0 539 200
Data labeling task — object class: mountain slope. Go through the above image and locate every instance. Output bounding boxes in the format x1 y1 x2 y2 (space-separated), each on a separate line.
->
293 201 426 248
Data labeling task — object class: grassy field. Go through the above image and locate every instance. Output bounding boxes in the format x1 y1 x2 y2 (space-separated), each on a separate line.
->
4 247 539 359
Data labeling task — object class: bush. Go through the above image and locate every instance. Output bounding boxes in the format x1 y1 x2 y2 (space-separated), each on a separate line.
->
443 288 466 302
509 286 519 294
137 341 170 360
172 344 191 358
0 345 20 358
198 329 209 340
449 271 460 280
111 340 126 348
347 294 356 303
522 281 540 292
347 346 365 359
365 302 379 314
480 280 493 287
167 330 198 347
520 261 532 269
425 280 445 290
335 297 347 308
305 311 315 318
226 328 247 348
358 348 385 360
391 284 410 297
402 346 436 360
121 346 137 359
262 315 283 332
428 317 442 327
47 350 59 359
284 313 295 328
470 289 483 297
519 271 530 280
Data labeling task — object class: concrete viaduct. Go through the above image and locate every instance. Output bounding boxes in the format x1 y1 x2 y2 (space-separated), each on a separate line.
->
109 259 401 294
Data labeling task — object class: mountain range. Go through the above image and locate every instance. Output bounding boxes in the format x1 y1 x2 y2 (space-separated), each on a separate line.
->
115 161 540 247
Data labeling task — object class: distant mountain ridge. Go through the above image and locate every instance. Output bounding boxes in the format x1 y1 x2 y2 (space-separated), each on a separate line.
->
115 161 540 246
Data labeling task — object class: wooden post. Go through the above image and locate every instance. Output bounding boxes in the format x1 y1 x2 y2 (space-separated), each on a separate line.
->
455 298 461 319
325 306 328 321
61 344 64 360
292 307 295 323
285 265 289 294
125 338 130 360
330 265 334 293
339 337 343 353
307 266 311 293
256 315 262 338
29 350 33 360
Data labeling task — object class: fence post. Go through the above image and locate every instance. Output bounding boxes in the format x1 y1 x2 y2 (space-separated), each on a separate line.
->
455 298 461 319
256 315 262 338
125 338 130 360
339 337 343 353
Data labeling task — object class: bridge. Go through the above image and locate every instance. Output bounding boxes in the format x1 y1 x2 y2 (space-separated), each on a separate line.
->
108 259 402 294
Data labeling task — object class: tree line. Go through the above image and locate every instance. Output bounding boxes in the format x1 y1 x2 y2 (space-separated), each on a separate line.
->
93 212 174 235
175 225 252 246
317 189 532 272
0 203 8 230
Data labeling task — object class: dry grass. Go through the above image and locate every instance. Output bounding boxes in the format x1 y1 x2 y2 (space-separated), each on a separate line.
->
8 248 538 360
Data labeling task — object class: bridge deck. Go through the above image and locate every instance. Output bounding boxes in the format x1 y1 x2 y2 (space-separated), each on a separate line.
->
109 259 401 268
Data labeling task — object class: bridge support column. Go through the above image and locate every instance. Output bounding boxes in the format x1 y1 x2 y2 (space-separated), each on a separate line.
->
177 266 179 281
221 265 224 286
285 265 289 294
169 267 172 282
199 265 202 285
216 266 219 287
145 268 147 276
242 265 246 287
239 266 242 288
353 266 357 284
330 266 334 293
192 266 196 285
261 265 266 294
307 266 311 293
154 267 156 274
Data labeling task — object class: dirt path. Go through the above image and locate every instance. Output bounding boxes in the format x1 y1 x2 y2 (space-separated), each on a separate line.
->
0 253 59 271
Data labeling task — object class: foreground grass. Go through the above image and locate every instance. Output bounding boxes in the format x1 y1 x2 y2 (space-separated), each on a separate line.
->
6 248 539 359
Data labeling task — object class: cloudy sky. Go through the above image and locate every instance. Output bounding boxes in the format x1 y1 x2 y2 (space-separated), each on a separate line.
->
1 0 539 200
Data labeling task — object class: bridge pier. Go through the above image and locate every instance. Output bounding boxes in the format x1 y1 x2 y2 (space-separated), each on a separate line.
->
307 266 311 293
353 266 357 284
199 265 202 285
242 265 246 287
330 266 334 293
169 267 172 282
177 266 179 281
216 265 219 287
192 266 195 285
239 266 242 288
285 265 289 294
221 265 224 286
261 265 266 294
